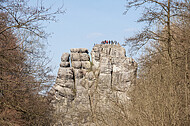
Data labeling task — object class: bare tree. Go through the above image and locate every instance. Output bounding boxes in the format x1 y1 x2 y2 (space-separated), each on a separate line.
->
0 0 64 125
125 0 189 59
123 0 190 125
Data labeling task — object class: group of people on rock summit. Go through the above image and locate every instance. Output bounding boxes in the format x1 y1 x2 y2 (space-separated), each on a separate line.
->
101 40 119 45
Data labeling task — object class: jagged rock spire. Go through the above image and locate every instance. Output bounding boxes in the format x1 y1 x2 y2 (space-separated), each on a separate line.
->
50 44 137 125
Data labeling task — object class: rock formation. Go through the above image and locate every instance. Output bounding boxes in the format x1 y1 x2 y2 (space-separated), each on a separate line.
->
50 44 137 126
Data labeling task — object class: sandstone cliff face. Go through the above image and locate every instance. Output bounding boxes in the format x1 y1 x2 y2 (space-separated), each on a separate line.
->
50 44 137 126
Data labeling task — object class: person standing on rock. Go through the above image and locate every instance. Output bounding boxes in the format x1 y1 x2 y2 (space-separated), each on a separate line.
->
111 40 113 45
106 40 108 44
113 41 115 45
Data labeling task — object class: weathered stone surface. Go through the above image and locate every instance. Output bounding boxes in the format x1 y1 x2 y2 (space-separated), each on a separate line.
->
92 51 100 60
60 62 70 67
71 53 80 61
81 61 91 69
73 69 85 79
61 53 70 62
71 61 82 69
92 46 99 52
110 47 126 57
51 44 137 126
57 67 73 79
99 57 112 74
53 84 64 92
54 85 74 99
56 79 74 88
85 71 95 81
70 48 80 53
79 48 88 53
56 78 73 84
80 53 90 61
70 48 88 53
98 73 112 89
70 53 90 62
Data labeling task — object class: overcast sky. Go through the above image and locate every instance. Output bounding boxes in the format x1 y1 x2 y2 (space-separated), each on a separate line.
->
31 0 144 74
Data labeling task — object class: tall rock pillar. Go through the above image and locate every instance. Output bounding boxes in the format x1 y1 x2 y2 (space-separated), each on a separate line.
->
50 44 137 125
